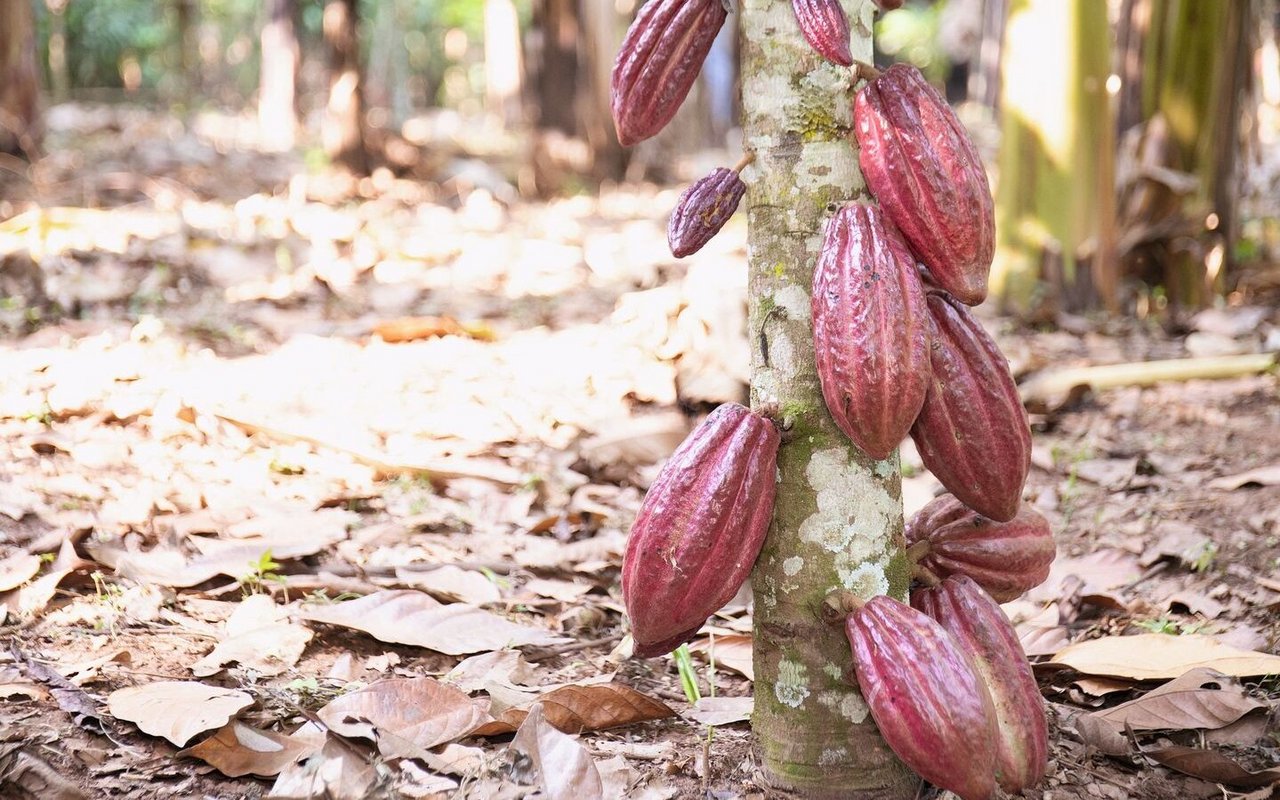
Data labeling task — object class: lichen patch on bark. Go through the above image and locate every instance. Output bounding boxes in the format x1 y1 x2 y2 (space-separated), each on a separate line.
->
776 658 811 708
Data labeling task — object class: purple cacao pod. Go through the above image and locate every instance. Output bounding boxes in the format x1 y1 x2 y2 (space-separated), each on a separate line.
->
622 403 779 657
611 0 728 148
812 203 930 460
845 594 999 800
667 167 746 258
854 63 995 305
791 0 853 67
913 575 1050 792
907 493 1055 602
910 293 1031 522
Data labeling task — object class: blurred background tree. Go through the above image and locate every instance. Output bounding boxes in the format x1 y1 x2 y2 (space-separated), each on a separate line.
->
1 0 1276 316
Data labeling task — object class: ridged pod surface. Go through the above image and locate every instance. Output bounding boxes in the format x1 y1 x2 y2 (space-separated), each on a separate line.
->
622 403 779 657
812 203 930 460
845 595 998 800
667 168 746 258
912 575 1050 792
907 493 1055 602
911 293 1031 522
854 63 994 305
611 0 728 148
790 0 853 66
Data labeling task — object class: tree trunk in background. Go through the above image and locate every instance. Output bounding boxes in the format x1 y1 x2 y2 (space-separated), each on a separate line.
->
991 0 1117 316
175 0 198 100
1140 0 1250 306
45 0 70 103
577 0 626 181
260 0 299 152
743 1 914 796
968 0 1007 110
484 0 524 128
0 0 40 157
324 0 370 175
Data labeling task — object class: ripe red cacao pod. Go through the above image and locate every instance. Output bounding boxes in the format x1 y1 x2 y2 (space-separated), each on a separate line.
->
910 293 1031 522
854 63 994 305
812 203 930 460
667 167 746 258
845 595 998 800
907 493 1055 602
912 575 1050 792
791 0 853 67
611 0 728 148
622 403 779 657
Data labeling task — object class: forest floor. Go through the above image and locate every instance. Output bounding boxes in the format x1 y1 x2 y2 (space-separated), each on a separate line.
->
0 105 1278 800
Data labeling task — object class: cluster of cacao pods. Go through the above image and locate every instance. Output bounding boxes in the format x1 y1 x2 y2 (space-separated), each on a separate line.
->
841 494 1054 797
815 61 1029 524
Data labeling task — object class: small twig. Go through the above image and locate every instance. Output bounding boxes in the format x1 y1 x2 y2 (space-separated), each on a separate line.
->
524 635 621 662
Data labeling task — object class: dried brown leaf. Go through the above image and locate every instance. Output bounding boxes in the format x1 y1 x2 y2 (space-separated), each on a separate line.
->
394 565 501 605
689 634 754 681
315 677 489 758
683 696 753 727
1145 745 1280 788
1089 668 1266 731
178 721 322 778
0 552 42 592
519 684 674 734
108 681 254 746
1052 634 1280 680
298 590 568 654
510 703 603 800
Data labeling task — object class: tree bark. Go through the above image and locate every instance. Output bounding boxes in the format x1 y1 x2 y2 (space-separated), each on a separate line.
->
0 0 41 157
260 0 299 152
324 0 370 175
742 1 915 797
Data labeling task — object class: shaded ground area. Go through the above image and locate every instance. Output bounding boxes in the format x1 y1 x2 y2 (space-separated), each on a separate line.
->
0 106 1278 799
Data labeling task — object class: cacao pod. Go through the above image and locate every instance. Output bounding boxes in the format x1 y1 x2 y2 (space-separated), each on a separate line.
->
910 293 1031 522
667 167 746 258
611 0 728 148
812 203 930 460
622 403 779 657
854 63 994 305
913 575 1049 792
790 0 853 67
907 493 1055 602
873 0 904 9
845 595 998 800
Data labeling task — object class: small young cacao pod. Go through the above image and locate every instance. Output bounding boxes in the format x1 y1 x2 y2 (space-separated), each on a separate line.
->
622 403 779 657
667 166 746 258
611 0 728 148
790 0 853 67
913 575 1050 793
907 493 1055 602
812 203 930 460
911 293 1031 522
845 594 999 800
854 63 994 305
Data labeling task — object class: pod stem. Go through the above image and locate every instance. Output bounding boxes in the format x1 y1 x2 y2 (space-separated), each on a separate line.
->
905 540 931 564
912 564 942 587
732 151 757 174
852 60 882 82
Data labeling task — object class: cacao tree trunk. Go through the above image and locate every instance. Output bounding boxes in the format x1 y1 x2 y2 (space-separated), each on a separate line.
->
742 1 914 796
323 0 370 175
260 0 299 152
990 0 1117 316
0 0 41 157
484 0 524 128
